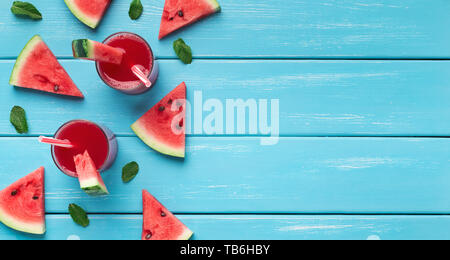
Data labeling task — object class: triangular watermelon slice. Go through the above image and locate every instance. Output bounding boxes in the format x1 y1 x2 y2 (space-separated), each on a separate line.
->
0 167 45 235
131 82 186 158
159 0 221 39
74 150 109 196
64 0 111 29
142 190 193 240
9 35 84 98
72 39 124 64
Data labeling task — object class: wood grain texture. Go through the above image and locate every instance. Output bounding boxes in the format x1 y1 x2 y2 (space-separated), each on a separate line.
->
0 0 448 240
0 137 449 214
1 214 449 240
1 60 450 136
0 0 449 58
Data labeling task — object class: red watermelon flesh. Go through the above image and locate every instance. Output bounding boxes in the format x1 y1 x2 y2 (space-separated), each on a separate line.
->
159 0 221 39
0 167 45 235
9 35 84 98
142 190 193 240
131 82 186 158
64 0 111 29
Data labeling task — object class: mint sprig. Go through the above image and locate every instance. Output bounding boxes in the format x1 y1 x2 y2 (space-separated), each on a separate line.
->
173 38 193 64
10 106 28 134
68 203 89 227
129 0 143 20
122 161 139 183
11 1 42 20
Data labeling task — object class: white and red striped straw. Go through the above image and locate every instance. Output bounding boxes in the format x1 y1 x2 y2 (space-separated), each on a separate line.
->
131 65 152 88
38 136 74 148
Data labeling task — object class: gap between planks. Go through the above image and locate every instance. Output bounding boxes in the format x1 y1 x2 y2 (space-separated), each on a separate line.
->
2 57 450 61
1 135 450 138
44 213 450 216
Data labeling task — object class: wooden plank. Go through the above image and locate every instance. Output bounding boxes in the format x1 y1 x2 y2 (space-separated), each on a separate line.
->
1 0 450 58
1 60 450 136
1 214 449 240
0 137 449 214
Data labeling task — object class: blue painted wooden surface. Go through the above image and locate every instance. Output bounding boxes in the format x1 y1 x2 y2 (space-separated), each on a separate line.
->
2 215 450 240
0 0 448 240
1 0 450 58
2 60 450 136
1 137 450 214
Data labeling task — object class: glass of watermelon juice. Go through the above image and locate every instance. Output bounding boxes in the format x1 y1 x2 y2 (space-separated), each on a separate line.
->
51 120 118 177
96 32 158 95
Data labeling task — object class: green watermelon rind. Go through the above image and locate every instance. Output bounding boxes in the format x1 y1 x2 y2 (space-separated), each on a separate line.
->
131 122 185 158
72 39 93 59
79 177 109 196
0 208 45 235
64 0 101 29
177 229 194 240
9 35 43 86
207 0 221 12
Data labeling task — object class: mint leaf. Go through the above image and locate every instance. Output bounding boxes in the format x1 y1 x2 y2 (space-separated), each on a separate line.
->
129 0 143 20
10 106 28 134
11 1 42 20
173 38 192 64
69 204 89 227
122 161 139 183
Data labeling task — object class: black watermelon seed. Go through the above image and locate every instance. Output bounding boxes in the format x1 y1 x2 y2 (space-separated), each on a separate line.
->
33 196 39 200
178 11 184 17
145 232 152 239
168 99 173 104
11 190 17 196
161 211 166 217
159 106 165 112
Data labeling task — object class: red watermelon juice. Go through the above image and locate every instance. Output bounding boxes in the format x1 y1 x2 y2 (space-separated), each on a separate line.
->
51 120 118 177
96 32 158 95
